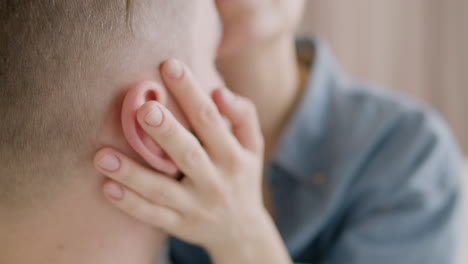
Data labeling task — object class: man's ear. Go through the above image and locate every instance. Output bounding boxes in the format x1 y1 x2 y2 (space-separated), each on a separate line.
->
121 81 178 176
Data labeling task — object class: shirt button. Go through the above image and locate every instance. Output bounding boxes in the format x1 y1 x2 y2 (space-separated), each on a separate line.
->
313 173 327 186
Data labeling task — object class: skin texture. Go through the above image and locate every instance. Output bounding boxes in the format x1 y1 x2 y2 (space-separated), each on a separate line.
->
216 0 306 160
95 59 293 264
1 0 307 263
0 0 223 206
215 0 306 58
0 1 224 264
215 0 308 218
92 0 309 262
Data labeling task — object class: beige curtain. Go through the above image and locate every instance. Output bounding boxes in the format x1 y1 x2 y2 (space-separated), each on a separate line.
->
299 0 468 154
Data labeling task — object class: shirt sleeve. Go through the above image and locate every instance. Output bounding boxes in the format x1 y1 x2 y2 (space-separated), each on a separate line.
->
322 106 464 264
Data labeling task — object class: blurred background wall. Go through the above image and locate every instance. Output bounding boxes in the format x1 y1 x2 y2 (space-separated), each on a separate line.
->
298 0 468 154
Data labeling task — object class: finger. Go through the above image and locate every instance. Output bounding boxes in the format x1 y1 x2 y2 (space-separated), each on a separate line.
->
94 148 193 212
102 180 180 232
212 88 264 155
135 101 217 189
160 59 239 157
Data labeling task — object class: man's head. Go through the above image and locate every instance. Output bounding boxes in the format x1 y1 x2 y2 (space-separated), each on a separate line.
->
0 0 221 205
0 0 222 262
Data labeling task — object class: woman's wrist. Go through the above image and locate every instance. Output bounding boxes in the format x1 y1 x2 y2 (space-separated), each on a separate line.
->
206 210 292 264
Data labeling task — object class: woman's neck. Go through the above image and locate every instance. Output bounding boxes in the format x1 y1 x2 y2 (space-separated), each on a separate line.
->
218 35 306 160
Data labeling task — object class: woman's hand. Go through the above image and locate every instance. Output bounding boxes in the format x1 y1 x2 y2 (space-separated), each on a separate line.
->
215 0 305 58
94 59 291 263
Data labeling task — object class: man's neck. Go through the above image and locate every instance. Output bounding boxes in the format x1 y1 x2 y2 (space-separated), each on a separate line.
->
0 179 166 264
217 35 304 160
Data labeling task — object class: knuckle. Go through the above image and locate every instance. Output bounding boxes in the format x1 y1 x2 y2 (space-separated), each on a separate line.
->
235 94 248 103
181 144 204 168
124 197 142 216
198 105 219 125
208 181 226 202
192 176 227 212
158 213 179 230
225 149 245 172
158 119 178 139
235 96 256 116
190 207 210 223
242 99 256 115
150 185 169 204
119 164 136 184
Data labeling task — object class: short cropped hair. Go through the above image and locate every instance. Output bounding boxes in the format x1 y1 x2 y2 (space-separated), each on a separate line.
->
0 0 191 207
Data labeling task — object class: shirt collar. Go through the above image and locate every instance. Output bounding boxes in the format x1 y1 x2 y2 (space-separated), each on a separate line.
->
272 38 346 184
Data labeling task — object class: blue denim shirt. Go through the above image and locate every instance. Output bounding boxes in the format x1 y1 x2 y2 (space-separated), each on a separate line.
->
168 39 464 264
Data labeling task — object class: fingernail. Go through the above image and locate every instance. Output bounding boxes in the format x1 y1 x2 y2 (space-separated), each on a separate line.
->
165 59 184 80
97 154 121 172
144 104 164 127
105 183 124 200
